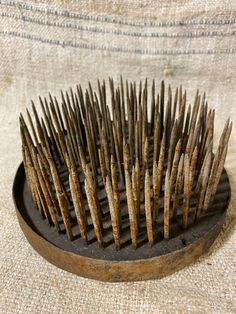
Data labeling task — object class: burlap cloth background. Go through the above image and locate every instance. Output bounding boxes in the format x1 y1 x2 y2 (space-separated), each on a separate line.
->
0 1 236 313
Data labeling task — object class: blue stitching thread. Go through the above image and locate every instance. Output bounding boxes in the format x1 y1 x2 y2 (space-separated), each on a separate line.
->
1 30 236 55
1 12 236 39
1 0 236 28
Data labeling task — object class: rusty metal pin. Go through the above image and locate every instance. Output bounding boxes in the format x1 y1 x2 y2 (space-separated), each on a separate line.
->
145 169 153 245
18 80 231 253
164 168 170 240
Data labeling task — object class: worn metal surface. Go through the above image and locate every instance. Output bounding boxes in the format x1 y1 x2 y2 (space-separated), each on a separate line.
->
13 162 230 281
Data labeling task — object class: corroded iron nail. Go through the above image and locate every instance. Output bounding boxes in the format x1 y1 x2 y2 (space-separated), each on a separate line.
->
153 133 165 220
67 155 88 244
135 158 141 218
105 175 121 250
169 139 181 194
172 154 184 218
164 168 170 240
112 123 124 183
111 156 121 229
182 154 190 229
132 166 138 224
46 151 73 240
143 136 149 180
98 148 106 185
153 113 161 164
167 120 178 171
195 151 212 221
152 160 159 221
124 144 138 249
189 146 198 192
145 169 153 245
85 178 103 246
204 144 228 210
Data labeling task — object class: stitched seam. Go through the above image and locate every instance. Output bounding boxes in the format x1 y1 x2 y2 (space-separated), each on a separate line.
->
1 12 236 39
0 0 236 28
1 30 236 55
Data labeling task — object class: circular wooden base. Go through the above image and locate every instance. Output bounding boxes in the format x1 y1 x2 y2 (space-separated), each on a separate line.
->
13 162 231 282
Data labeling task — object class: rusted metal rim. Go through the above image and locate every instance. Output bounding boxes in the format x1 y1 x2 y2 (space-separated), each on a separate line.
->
13 162 231 282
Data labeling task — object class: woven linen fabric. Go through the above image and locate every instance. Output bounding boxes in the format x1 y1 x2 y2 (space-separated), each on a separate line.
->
0 1 236 313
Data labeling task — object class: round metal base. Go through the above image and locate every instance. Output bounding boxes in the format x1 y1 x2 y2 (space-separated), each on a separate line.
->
13 162 231 282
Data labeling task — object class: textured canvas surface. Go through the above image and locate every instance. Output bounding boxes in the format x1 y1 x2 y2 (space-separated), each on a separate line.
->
0 1 236 313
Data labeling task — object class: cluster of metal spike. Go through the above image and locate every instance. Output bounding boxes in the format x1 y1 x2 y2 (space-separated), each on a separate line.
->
19 78 232 250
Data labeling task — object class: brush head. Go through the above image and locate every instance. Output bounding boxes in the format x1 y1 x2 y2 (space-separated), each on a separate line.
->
15 78 232 280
